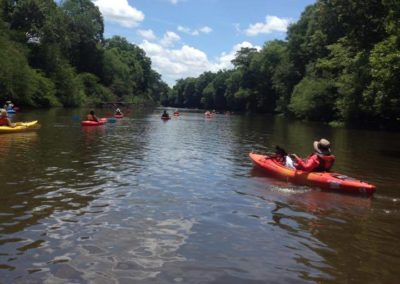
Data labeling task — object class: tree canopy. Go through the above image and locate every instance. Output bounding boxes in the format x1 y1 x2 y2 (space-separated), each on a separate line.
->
0 0 167 107
163 0 400 129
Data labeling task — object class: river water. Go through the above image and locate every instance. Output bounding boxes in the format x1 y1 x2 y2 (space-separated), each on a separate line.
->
1 108 399 283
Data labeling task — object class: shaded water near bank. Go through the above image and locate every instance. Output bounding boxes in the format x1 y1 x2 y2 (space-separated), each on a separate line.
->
1 108 400 283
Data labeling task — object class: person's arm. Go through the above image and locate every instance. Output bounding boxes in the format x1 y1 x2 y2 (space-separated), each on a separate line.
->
7 118 16 128
94 115 99 122
292 154 320 171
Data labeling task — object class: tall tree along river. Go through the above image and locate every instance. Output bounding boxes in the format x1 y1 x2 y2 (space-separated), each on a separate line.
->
1 108 399 283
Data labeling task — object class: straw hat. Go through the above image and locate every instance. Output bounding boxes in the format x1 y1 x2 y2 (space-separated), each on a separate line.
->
0 109 8 117
313 138 331 155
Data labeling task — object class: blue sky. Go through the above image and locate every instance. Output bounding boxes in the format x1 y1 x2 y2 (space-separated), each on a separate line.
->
93 0 316 85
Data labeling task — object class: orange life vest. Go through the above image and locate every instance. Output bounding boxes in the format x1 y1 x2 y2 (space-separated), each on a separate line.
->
315 154 335 171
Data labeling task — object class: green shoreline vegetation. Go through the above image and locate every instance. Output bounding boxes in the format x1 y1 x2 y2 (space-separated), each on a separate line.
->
1 0 399 129
0 0 168 109
163 1 400 130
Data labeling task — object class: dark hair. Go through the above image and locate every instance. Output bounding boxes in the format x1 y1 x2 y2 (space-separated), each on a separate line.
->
90 110 95 115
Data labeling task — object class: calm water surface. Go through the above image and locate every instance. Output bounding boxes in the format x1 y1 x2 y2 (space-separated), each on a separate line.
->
1 108 400 283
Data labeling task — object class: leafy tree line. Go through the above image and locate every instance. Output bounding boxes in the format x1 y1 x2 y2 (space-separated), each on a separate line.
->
0 0 169 107
164 0 400 129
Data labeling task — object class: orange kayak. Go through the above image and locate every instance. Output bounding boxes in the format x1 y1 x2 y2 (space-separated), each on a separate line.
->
249 153 376 196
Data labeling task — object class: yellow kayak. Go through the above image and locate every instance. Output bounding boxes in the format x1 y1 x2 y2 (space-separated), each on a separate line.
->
0 121 39 134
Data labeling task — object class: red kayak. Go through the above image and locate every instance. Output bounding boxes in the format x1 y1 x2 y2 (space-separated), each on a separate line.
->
114 114 124 119
161 116 171 120
249 153 376 196
81 118 107 126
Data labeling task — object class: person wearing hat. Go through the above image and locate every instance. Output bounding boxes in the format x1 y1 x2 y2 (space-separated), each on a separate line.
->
0 109 15 127
288 138 335 172
115 108 123 115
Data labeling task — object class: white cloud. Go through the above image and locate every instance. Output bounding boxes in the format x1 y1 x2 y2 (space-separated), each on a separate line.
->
93 0 144 28
177 25 213 36
139 40 260 86
137 29 156 41
199 26 212 34
245 15 291 36
211 42 261 71
160 31 181 47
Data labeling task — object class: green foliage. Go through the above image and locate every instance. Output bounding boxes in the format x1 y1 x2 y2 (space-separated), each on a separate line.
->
30 70 59 107
102 36 165 103
157 0 400 129
78 72 114 105
366 35 400 125
0 1 166 108
52 60 85 107
1 0 399 129
61 0 104 75
289 77 336 121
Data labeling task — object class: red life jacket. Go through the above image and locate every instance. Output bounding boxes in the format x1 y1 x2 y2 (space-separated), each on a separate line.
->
315 154 335 171
0 117 9 126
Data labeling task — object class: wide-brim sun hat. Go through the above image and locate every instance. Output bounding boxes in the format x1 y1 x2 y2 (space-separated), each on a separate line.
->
313 138 331 155
0 109 8 117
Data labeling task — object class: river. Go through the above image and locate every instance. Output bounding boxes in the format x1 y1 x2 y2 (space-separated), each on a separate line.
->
1 108 399 283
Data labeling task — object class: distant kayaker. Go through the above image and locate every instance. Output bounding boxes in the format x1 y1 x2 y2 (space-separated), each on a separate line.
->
286 138 335 172
86 110 99 122
115 108 123 115
161 110 170 119
0 109 15 127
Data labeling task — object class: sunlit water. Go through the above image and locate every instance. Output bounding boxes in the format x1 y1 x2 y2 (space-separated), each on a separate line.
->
1 108 400 283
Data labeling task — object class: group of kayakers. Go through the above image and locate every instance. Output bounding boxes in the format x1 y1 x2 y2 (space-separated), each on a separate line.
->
1 103 335 173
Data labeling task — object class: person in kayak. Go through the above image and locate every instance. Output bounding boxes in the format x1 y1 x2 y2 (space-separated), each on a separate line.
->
161 110 170 119
86 110 99 122
0 109 15 127
3 101 14 110
287 138 335 172
115 108 123 115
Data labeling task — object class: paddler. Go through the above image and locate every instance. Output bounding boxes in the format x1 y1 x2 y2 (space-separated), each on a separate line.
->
286 138 335 172
86 110 99 122
0 109 15 127
161 110 170 119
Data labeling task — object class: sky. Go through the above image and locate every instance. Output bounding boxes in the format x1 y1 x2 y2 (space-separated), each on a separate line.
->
92 0 316 86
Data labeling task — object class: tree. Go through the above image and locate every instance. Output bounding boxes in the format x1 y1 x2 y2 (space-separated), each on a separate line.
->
289 77 336 121
365 35 400 126
61 0 104 76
